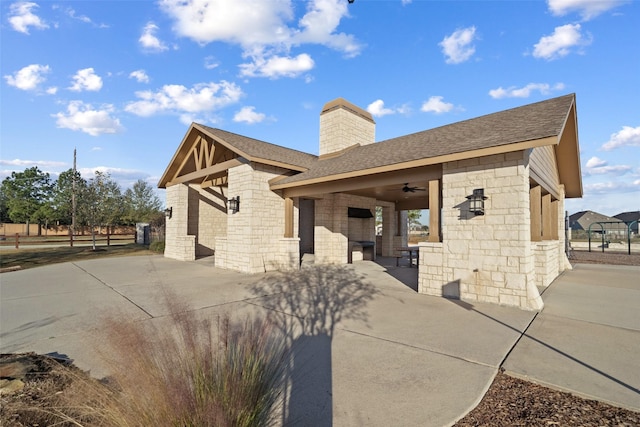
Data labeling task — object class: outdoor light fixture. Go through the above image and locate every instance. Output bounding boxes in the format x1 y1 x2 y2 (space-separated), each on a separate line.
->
228 196 240 214
164 207 172 219
466 188 488 216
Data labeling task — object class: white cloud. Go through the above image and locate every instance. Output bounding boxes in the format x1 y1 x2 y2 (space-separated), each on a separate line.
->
4 64 50 91
239 53 314 78
8 2 49 34
125 81 243 118
46 86 58 95
402 0 412 5
584 181 640 194
0 159 66 168
53 101 123 136
532 24 591 60
139 22 168 52
547 0 626 20
585 156 606 168
204 56 219 70
489 82 565 99
233 106 266 124
367 100 395 118
79 166 144 180
601 126 640 151
293 0 362 58
69 68 103 92
129 69 150 83
78 166 155 190
159 0 361 69
584 156 632 176
421 96 454 114
439 26 477 64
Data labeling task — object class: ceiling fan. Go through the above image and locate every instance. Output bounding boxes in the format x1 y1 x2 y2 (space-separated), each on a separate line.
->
402 183 426 193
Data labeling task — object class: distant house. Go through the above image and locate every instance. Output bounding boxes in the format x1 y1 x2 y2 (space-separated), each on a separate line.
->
569 210 627 236
614 211 640 235
160 94 582 311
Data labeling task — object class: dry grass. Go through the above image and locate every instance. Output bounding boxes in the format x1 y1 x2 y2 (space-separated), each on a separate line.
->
1 298 289 427
0 244 152 271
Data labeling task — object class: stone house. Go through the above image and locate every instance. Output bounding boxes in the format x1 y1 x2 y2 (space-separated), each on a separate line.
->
570 210 628 237
159 94 582 310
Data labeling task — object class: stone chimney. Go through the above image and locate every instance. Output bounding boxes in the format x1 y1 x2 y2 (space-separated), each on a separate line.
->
319 98 375 157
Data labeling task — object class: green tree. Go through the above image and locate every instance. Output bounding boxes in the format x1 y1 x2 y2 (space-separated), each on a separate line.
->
0 184 9 223
408 209 422 231
78 172 124 249
1 167 54 235
52 169 87 226
122 179 163 224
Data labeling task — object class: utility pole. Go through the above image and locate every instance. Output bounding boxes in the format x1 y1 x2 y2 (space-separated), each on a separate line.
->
72 148 76 241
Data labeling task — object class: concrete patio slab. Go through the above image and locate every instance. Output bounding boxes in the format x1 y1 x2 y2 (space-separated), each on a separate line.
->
503 263 640 411
2 256 639 425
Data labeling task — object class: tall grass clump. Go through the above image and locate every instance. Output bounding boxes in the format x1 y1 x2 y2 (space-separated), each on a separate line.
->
99 301 290 426
2 301 290 427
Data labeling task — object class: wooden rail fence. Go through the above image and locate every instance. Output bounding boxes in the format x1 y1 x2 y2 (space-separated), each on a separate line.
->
4 233 135 249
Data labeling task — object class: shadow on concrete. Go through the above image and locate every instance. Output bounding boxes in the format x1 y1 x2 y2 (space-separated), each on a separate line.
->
373 257 418 291
250 265 379 426
446 297 640 397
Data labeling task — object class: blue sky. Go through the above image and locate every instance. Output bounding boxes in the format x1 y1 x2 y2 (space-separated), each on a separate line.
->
1 0 639 217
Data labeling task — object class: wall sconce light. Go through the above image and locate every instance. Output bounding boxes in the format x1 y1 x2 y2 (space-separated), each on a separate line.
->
228 196 240 214
164 207 172 219
466 188 487 216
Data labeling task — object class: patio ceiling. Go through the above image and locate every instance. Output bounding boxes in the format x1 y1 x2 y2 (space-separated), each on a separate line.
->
276 164 442 210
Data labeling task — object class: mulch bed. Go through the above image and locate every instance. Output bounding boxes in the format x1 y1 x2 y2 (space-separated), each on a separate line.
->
454 370 639 426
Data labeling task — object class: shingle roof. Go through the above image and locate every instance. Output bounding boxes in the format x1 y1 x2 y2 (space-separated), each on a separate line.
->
275 94 575 186
569 210 626 231
195 125 318 170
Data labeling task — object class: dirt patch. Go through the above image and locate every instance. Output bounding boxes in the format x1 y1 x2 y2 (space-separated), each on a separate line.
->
570 249 640 266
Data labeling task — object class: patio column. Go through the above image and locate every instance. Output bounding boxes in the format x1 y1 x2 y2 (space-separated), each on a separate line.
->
284 197 294 238
551 199 559 240
542 193 552 240
428 179 441 242
530 185 542 241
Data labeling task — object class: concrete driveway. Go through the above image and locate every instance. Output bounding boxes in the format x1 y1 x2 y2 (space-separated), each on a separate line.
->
1 255 638 425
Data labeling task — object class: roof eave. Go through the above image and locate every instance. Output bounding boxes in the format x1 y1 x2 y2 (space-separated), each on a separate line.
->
271 135 558 191
555 98 583 198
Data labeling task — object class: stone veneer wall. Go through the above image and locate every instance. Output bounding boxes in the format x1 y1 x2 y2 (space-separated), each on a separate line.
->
533 241 560 288
164 183 228 261
164 184 195 261
196 186 227 256
319 107 375 156
376 202 408 257
315 193 376 264
215 163 299 273
418 151 544 311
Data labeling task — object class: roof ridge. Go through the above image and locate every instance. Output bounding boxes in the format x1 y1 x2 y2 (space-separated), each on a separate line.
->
195 124 318 159
376 93 575 145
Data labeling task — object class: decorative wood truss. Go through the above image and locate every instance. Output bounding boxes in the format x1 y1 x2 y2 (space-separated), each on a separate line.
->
166 134 244 188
